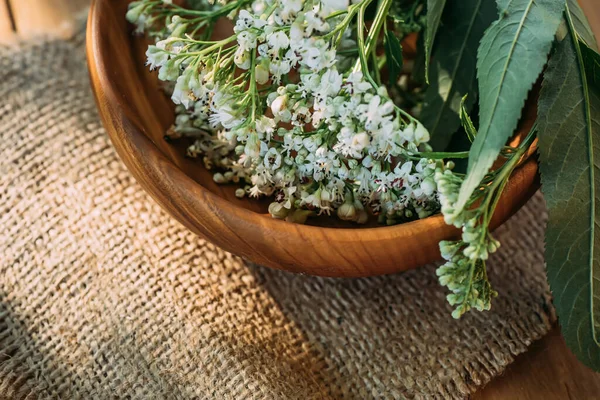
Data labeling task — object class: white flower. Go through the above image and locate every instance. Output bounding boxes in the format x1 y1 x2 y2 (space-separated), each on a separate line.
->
300 73 321 95
282 133 303 154
234 47 252 70
302 136 322 153
238 30 258 51
264 147 282 170
281 0 303 20
300 40 335 71
255 116 276 140
400 124 415 142
302 186 333 214
307 147 339 181
321 0 350 14
364 96 394 129
267 31 290 51
209 90 245 129
346 71 372 94
320 69 343 97
414 122 430 143
269 60 292 82
290 20 305 42
355 167 372 194
352 132 370 152
304 11 329 35
172 69 198 108
284 48 301 68
235 10 264 32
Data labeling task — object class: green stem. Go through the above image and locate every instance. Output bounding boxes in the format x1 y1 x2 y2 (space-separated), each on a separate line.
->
353 0 393 76
419 151 470 159
250 51 258 120
482 125 537 226
323 2 364 41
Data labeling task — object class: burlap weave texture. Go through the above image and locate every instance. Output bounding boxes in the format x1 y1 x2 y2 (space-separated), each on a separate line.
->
0 32 555 399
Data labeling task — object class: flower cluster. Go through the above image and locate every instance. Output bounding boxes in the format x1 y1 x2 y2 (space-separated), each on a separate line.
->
128 0 439 225
433 121 535 318
434 162 500 318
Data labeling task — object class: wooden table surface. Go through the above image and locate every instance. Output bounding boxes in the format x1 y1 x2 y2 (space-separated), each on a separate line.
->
2 0 600 398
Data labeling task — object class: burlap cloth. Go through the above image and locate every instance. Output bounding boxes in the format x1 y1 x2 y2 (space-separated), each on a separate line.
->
0 29 556 399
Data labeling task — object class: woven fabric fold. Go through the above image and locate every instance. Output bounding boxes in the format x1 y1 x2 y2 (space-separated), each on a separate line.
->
0 32 554 399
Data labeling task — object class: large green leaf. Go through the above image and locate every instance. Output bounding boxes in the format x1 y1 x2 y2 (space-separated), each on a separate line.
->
424 0 446 83
420 0 497 151
537 10 600 370
567 0 598 51
454 0 564 213
384 29 403 84
583 42 600 87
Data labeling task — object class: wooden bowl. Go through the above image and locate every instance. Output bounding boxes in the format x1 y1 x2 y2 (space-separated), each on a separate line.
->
86 0 539 277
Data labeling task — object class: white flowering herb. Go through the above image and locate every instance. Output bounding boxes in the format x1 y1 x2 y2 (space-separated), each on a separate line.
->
128 0 600 369
128 0 437 227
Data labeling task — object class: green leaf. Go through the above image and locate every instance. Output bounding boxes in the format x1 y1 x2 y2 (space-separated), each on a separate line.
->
567 0 598 51
425 0 446 83
537 10 600 370
582 41 600 87
412 33 427 84
384 29 403 84
454 0 564 213
421 0 497 150
459 96 477 143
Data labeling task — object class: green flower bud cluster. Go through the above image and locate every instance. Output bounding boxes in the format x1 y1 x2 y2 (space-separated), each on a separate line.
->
437 237 498 319
434 123 535 319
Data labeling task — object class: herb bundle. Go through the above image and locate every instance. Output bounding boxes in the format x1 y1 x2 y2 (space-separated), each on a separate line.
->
127 0 600 370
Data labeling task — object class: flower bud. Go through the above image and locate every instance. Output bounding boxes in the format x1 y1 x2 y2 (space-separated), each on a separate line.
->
462 230 479 243
213 173 225 184
126 2 146 23
268 202 289 219
356 209 369 224
414 123 430 143
255 64 270 85
420 178 436 196
351 132 370 151
286 209 312 224
244 133 260 159
234 48 251 70
337 202 357 221
270 95 287 115
488 238 501 253
400 124 415 142
439 240 459 260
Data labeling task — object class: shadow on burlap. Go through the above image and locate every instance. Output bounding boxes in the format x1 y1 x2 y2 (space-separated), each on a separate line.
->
0 30 554 399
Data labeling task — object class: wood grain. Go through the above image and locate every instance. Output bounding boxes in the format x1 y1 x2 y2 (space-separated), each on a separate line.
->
8 0 88 40
86 0 539 278
0 1 15 43
474 326 600 400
